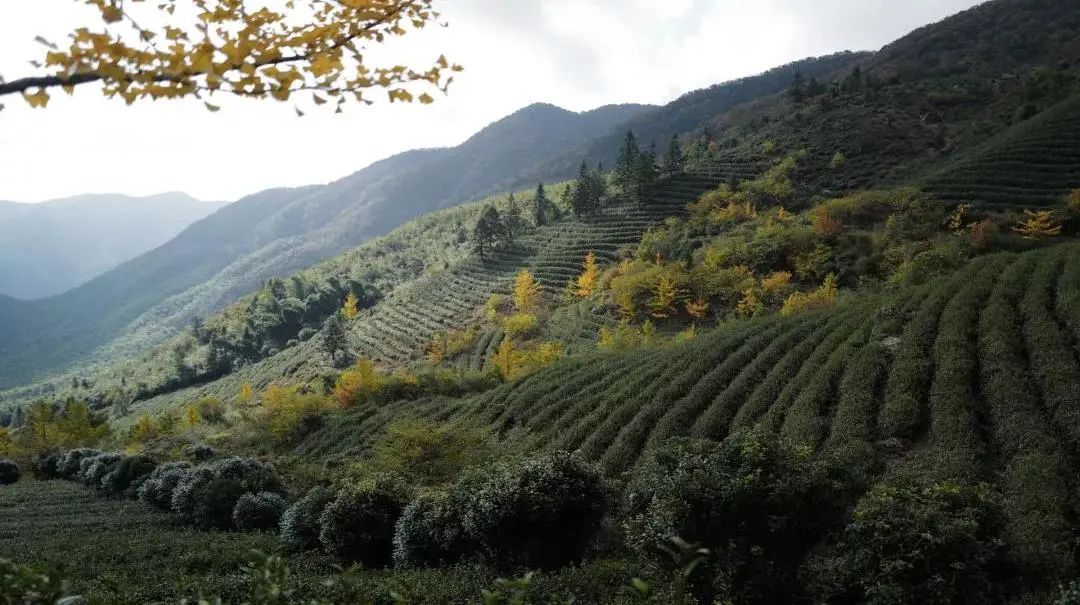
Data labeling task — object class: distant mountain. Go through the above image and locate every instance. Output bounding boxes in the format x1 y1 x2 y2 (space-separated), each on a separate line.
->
0 193 226 299
0 102 652 388
518 52 869 183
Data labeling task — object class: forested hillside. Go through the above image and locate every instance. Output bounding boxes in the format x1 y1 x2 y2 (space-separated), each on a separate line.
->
0 192 226 299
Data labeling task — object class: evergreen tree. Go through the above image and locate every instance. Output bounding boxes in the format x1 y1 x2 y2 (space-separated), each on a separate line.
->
472 205 504 260
662 134 683 178
614 130 641 195
533 182 552 226
570 161 593 217
635 140 658 197
504 192 524 240
322 313 347 365
587 163 607 211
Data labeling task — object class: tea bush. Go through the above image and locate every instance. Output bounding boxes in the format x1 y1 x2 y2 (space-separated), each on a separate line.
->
319 475 411 566
137 461 194 509
808 481 1007 605
279 486 334 552
80 452 123 489
100 454 158 497
56 448 101 480
394 451 611 571
625 433 844 604
233 491 288 532
171 457 285 529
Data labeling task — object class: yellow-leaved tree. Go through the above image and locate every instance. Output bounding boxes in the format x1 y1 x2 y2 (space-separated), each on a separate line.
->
342 292 360 320
1 0 462 112
576 251 599 298
1012 210 1062 238
512 270 541 313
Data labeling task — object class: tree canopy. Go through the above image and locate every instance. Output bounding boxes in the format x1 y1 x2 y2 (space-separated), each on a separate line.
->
0 0 462 113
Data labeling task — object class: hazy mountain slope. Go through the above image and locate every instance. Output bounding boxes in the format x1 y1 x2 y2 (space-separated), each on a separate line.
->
521 52 869 181
0 193 226 299
0 103 651 389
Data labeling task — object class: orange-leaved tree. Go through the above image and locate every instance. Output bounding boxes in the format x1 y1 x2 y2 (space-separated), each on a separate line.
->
0 0 461 112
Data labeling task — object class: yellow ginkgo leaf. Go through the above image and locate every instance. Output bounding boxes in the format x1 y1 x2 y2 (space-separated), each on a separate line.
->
23 90 50 108
418 92 434 104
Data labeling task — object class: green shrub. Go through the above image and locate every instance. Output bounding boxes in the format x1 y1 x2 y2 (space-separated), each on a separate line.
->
279 486 334 552
233 491 288 532
0 459 21 485
171 457 285 529
100 454 158 497
56 448 100 479
393 490 476 568
394 451 611 571
625 433 844 604
80 453 123 488
31 451 62 480
366 421 495 487
137 461 193 509
319 475 411 566
810 481 1006 605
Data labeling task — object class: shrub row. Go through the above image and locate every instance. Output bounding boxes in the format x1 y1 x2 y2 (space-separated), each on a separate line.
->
43 449 287 533
280 451 612 573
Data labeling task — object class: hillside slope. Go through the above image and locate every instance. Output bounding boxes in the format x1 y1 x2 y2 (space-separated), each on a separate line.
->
0 103 650 389
0 193 226 299
295 243 1080 599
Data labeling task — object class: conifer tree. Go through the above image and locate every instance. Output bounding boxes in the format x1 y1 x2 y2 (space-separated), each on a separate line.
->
513 270 542 313
322 313 347 365
614 130 641 195
571 161 593 217
576 251 600 298
533 183 552 226
504 192 524 240
663 134 683 178
472 205 504 260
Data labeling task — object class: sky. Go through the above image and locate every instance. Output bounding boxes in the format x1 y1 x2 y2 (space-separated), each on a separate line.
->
0 0 984 204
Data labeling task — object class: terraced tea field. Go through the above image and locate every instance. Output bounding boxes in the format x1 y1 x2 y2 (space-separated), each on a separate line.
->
296 242 1080 594
923 93 1080 208
346 173 723 365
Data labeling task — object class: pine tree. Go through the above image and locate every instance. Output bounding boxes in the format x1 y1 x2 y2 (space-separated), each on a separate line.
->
472 205 504 259
635 140 657 198
322 313 347 365
662 134 683 178
614 130 641 195
533 183 552 226
587 163 607 210
504 192 524 240
570 161 592 217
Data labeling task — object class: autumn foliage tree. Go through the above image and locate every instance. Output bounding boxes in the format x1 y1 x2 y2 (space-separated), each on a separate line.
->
576 251 600 298
342 292 360 321
512 270 541 313
1 0 462 113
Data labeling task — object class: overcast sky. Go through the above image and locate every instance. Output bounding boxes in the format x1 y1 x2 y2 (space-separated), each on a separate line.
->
0 0 983 203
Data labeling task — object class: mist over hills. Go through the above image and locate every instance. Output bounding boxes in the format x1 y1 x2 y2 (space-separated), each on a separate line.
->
0 192 226 299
